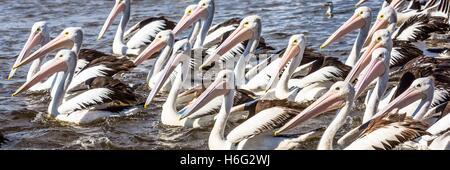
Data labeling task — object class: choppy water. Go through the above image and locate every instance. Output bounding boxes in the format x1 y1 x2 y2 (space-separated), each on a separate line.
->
0 0 383 149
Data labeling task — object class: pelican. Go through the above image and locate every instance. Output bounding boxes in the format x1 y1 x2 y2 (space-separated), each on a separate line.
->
364 6 449 48
13 27 135 92
179 70 322 150
344 112 429 150
339 77 437 146
142 38 256 127
12 50 141 124
8 21 54 92
353 48 391 122
97 0 176 56
274 81 356 150
132 30 176 91
320 7 372 67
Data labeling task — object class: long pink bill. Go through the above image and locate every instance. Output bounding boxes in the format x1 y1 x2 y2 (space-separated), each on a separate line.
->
14 34 73 69
321 14 366 49
200 25 253 70
274 91 346 135
178 78 228 119
354 57 386 98
172 6 207 36
97 1 125 40
12 58 68 96
9 31 44 79
133 39 166 65
144 53 186 108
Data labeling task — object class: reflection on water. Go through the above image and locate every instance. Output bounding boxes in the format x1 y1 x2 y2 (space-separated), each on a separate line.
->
0 0 382 149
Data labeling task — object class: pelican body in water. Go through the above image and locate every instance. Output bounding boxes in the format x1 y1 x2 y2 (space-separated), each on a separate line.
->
179 70 322 150
12 50 141 124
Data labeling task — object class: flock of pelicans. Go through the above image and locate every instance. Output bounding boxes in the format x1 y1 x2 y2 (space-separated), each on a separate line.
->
1 0 450 150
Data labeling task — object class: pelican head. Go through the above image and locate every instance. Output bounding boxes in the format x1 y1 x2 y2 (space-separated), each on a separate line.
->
97 0 131 40
346 29 392 82
200 15 261 71
172 0 215 36
178 70 235 119
14 27 83 69
376 77 434 117
133 30 174 65
354 47 390 98
274 81 354 135
12 50 77 97
363 6 397 46
266 34 306 91
321 7 372 48
9 21 49 80
144 39 192 108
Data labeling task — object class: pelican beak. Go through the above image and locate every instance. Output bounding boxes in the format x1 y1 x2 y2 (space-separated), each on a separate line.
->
355 0 367 7
13 34 74 69
274 90 346 135
97 1 126 40
375 86 425 117
265 44 300 91
363 19 388 47
133 39 167 65
354 57 386 98
9 31 44 80
320 13 366 49
345 36 382 83
200 25 254 71
12 58 68 96
144 52 186 109
172 6 208 36
178 78 229 119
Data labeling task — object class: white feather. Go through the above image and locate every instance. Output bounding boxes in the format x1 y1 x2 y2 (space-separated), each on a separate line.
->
126 21 166 49
67 65 113 90
393 21 425 41
203 25 237 47
227 107 293 144
288 66 343 89
58 88 114 114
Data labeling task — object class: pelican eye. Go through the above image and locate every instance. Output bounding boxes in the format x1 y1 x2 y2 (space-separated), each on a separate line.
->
379 15 385 19
416 84 422 88
243 22 250 27
376 37 382 42
293 39 298 44
335 87 340 91
359 11 364 15
202 3 206 7
64 32 69 36
187 10 192 15
36 28 41 32
59 54 63 58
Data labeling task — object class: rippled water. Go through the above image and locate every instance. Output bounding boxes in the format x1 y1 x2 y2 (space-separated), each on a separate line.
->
0 0 383 149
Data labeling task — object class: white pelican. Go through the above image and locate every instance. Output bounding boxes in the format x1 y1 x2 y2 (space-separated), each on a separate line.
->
97 0 176 56
12 50 141 124
179 70 323 150
132 30 176 91
353 48 391 122
274 81 356 150
13 27 135 92
339 77 437 146
143 38 256 127
321 7 372 67
8 21 54 92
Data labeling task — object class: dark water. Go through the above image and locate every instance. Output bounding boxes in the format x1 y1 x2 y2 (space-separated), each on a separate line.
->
0 0 382 149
